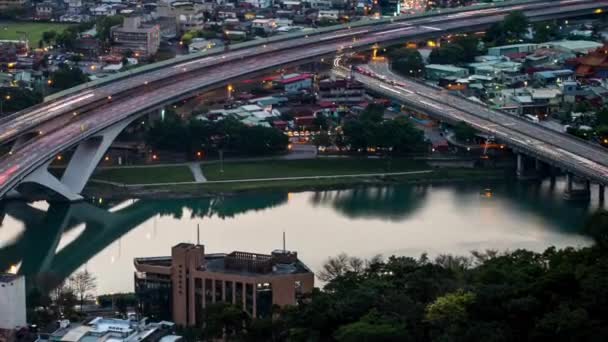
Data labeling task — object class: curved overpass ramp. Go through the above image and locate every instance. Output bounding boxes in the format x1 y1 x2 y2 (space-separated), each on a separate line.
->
0 0 606 201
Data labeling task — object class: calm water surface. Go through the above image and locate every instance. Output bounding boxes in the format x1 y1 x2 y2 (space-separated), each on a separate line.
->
0 179 600 294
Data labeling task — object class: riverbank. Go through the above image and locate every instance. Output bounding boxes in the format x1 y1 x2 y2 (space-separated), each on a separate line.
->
85 157 510 199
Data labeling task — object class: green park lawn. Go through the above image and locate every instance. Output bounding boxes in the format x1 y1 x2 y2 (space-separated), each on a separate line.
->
202 158 428 181
93 166 194 184
0 21 72 45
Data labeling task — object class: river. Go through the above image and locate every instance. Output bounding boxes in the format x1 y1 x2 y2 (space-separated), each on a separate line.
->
0 178 599 295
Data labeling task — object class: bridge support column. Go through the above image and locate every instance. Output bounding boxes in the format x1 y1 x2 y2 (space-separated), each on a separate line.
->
564 173 591 201
10 117 135 202
600 185 605 203
535 158 544 174
516 154 525 178
17 160 84 201
61 117 136 196
516 154 538 180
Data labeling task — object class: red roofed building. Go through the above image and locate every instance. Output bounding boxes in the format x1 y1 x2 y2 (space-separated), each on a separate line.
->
279 73 312 93
566 44 608 78
294 115 315 128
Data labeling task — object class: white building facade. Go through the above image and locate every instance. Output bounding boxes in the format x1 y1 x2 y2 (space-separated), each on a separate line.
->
0 274 26 330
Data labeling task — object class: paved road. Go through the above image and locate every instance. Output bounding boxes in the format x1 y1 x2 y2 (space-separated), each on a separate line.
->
0 0 593 146
112 170 435 187
0 0 604 198
188 162 207 183
339 63 608 185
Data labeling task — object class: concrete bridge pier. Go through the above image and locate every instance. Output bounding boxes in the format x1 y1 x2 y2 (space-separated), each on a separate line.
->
61 117 136 196
564 173 591 201
12 117 136 202
516 154 539 180
599 185 605 203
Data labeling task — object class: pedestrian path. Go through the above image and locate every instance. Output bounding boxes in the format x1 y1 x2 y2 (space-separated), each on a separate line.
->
188 162 206 182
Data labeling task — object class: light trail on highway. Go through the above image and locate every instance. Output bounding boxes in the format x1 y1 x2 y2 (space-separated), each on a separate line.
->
0 0 593 147
337 63 608 185
0 0 606 199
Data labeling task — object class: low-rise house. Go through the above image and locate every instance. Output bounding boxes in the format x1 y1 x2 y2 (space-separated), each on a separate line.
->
488 43 538 57
317 9 339 20
279 73 313 93
541 40 603 54
566 44 608 78
244 0 272 8
252 18 277 33
91 4 117 16
425 64 469 81
317 78 367 104
36 0 64 20
533 69 574 85
40 318 180 342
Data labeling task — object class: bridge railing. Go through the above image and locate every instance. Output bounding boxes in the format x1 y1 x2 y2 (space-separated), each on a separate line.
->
44 0 544 102
366 78 608 184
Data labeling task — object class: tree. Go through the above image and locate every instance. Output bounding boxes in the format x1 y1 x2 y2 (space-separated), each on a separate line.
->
503 11 530 41
484 22 507 45
96 15 124 43
42 30 57 45
429 44 465 65
425 290 476 324
0 88 42 116
390 48 425 77
318 253 366 282
313 114 329 130
55 26 79 49
596 107 608 126
70 270 97 310
181 32 194 45
582 209 608 246
453 121 477 142
360 103 385 122
49 65 89 90
534 22 560 43
334 320 410 342
201 303 249 339
313 130 331 148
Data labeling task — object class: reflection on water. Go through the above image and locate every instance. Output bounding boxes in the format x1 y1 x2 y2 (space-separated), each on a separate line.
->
0 178 598 294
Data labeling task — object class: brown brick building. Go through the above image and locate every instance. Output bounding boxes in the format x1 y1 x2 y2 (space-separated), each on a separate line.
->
134 243 314 326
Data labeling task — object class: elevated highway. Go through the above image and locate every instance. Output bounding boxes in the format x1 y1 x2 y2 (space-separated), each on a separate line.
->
0 0 606 201
336 63 608 193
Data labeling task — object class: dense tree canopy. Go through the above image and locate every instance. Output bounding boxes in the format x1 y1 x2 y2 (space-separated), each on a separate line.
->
341 104 427 154
485 11 530 45
428 36 480 65
388 48 425 77
49 65 89 90
177 214 608 341
0 87 42 116
145 112 288 157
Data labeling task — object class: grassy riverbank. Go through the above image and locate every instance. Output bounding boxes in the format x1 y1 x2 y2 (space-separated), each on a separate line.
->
202 158 427 181
93 165 194 184
86 157 509 199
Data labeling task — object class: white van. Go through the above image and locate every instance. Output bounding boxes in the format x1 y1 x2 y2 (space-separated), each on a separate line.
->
524 114 539 123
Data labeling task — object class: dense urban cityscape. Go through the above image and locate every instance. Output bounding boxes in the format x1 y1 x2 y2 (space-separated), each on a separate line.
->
1 0 608 340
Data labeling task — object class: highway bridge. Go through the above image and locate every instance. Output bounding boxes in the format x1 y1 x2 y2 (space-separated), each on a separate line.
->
0 0 605 201
335 62 608 199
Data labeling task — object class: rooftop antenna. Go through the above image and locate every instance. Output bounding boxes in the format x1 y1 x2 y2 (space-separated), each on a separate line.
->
282 231 286 252
197 224 200 246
